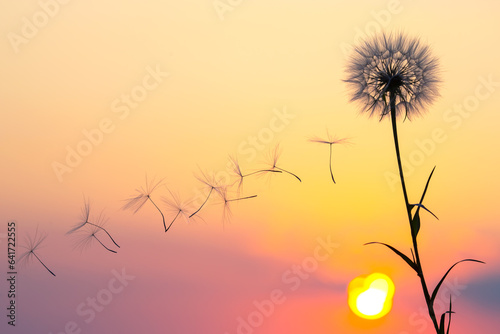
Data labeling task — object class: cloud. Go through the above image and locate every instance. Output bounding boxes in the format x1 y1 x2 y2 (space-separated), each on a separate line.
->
462 273 500 309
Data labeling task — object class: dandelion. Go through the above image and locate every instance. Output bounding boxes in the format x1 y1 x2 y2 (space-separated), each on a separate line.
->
265 144 301 182
344 31 440 121
189 170 223 218
229 155 281 192
18 228 56 277
345 32 483 334
123 175 167 232
217 185 257 229
162 187 195 232
344 31 441 226
74 212 117 253
67 198 120 248
309 131 350 183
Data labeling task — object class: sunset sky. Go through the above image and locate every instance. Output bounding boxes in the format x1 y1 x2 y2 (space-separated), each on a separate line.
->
1 1 500 333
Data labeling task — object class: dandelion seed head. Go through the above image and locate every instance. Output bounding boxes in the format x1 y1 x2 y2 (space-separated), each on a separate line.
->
266 144 282 168
217 186 234 226
162 188 194 224
194 169 223 195
344 32 440 120
81 199 90 223
218 186 230 203
71 210 109 249
18 228 47 266
229 155 243 178
73 223 102 251
228 155 246 193
67 198 92 234
309 130 351 145
123 176 163 213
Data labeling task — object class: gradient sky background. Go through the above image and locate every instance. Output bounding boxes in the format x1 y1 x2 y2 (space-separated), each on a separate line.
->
1 1 500 333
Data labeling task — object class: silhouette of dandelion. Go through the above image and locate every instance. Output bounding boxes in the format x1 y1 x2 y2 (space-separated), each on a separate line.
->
344 32 440 121
74 212 117 253
309 131 350 183
229 155 281 192
265 144 301 182
217 185 257 229
123 175 167 232
18 228 56 277
345 32 483 334
189 170 223 218
162 187 195 232
67 197 120 248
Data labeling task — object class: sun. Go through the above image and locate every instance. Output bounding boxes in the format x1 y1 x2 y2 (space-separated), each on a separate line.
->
348 273 395 320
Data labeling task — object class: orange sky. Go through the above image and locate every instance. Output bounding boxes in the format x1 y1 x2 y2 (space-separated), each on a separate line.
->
1 1 500 333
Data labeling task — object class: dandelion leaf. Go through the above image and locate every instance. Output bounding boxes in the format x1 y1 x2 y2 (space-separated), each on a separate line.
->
446 296 454 334
430 259 485 305
439 312 446 334
417 166 435 206
410 166 437 238
411 211 421 238
364 242 418 272
411 203 439 220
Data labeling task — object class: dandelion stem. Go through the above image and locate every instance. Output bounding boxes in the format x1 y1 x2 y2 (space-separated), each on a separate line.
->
190 187 213 218
86 222 120 248
32 252 56 276
329 143 336 183
447 309 453 334
243 170 281 177
275 167 301 182
148 197 167 232
165 210 180 233
390 96 439 333
226 195 257 202
92 235 117 253
390 100 411 216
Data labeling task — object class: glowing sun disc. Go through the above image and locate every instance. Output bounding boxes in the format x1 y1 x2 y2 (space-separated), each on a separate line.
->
348 273 395 319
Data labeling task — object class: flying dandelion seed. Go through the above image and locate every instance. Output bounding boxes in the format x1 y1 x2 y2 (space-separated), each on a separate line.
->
265 144 301 182
162 187 195 232
74 212 117 253
123 175 167 232
67 197 120 248
309 131 351 183
217 185 257 229
229 155 281 193
189 170 223 218
18 228 56 277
